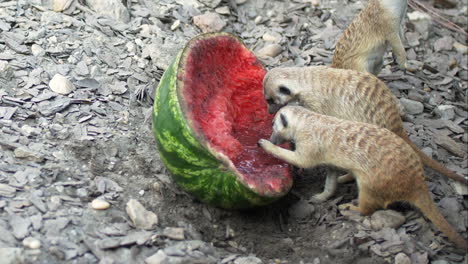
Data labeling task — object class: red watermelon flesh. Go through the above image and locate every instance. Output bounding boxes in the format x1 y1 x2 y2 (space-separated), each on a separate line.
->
181 36 291 195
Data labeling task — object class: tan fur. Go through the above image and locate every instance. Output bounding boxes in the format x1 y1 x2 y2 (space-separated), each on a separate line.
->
259 106 467 249
263 66 466 184
331 0 407 75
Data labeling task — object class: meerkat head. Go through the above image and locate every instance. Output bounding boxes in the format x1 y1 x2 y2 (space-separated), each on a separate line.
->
270 106 296 145
263 68 301 114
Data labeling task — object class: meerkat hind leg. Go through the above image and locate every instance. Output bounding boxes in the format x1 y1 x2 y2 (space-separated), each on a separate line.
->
388 33 407 70
339 188 381 215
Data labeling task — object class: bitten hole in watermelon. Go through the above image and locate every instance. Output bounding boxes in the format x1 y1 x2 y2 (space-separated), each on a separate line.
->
182 36 291 195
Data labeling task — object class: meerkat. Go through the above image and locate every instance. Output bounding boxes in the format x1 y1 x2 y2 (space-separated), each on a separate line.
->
258 106 467 249
263 67 466 196
331 0 407 75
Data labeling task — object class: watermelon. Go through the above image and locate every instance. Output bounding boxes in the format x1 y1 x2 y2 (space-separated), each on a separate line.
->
152 32 292 209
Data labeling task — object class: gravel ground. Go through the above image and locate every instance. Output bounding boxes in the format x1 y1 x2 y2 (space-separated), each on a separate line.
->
0 0 467 263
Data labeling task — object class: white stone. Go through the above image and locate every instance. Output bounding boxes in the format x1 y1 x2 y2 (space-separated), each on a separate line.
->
394 253 411 264
22 237 41 249
256 44 282 58
193 12 226 33
399 98 424 115
145 250 168 264
86 0 130 23
434 105 455 120
91 199 110 210
262 32 282 43
171 20 181 31
53 0 74 12
49 74 75 95
215 6 230 15
453 42 468 54
126 199 158 230
31 44 45 57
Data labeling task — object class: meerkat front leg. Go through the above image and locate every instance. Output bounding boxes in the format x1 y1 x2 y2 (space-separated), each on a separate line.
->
310 168 338 203
388 33 407 71
258 139 310 168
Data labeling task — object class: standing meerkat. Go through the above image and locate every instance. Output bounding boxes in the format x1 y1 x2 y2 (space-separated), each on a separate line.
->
263 67 466 193
331 0 407 75
258 106 467 249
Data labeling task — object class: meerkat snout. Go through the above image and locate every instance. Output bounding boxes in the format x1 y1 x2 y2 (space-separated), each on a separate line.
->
269 112 289 144
263 70 297 114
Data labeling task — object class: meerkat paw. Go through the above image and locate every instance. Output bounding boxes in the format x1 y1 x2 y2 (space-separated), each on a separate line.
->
337 173 354 184
309 193 331 203
258 138 275 152
338 202 360 212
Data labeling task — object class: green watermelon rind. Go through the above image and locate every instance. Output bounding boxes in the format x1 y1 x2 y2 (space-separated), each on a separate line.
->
152 33 286 209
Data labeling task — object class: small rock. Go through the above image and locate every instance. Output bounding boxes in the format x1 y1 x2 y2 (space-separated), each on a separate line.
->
126 199 158 230
199 0 222 8
49 74 75 95
434 105 455 120
262 32 282 43
22 237 41 249
254 16 263 24
407 11 432 40
311 0 320 7
53 0 74 12
171 20 181 31
434 133 466 157
0 248 23 264
395 253 411 264
0 184 16 197
405 60 424 73
434 36 454 52
111 81 128 95
234 256 263 264
9 215 31 239
86 0 130 23
236 0 247 4
400 98 424 115
431 260 449 264
91 199 110 210
31 44 45 57
14 147 45 163
145 250 168 264
215 6 230 15
163 227 185 240
289 199 314 220
256 44 282 58
193 13 226 33
453 42 468 54
370 210 405 230
451 181 468 196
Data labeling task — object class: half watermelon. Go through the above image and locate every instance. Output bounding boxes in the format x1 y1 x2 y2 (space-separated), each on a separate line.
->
152 32 292 209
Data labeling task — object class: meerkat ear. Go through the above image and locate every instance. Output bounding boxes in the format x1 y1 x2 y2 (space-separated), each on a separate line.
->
278 85 291 95
280 113 288 128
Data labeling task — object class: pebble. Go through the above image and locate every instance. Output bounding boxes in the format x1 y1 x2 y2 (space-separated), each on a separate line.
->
145 250 168 264
434 105 455 120
171 20 181 31
53 0 74 12
405 60 424 73
14 147 45 163
163 227 185 240
0 248 23 264
256 44 282 58
434 133 466 157
31 44 45 57
193 13 226 33
236 0 247 4
234 256 263 264
126 199 158 230
49 74 75 95
215 6 230 15
370 210 405 230
23 237 41 249
453 42 468 54
262 32 282 43
254 16 263 24
86 0 130 23
91 199 110 210
311 0 320 7
400 98 424 115
407 11 432 40
394 253 411 264
0 183 16 197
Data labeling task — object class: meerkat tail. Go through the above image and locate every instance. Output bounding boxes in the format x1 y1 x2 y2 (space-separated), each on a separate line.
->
412 191 468 249
404 139 467 184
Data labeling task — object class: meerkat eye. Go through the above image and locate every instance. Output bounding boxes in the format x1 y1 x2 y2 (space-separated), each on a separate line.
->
279 85 291 95
266 98 274 105
280 113 288 127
